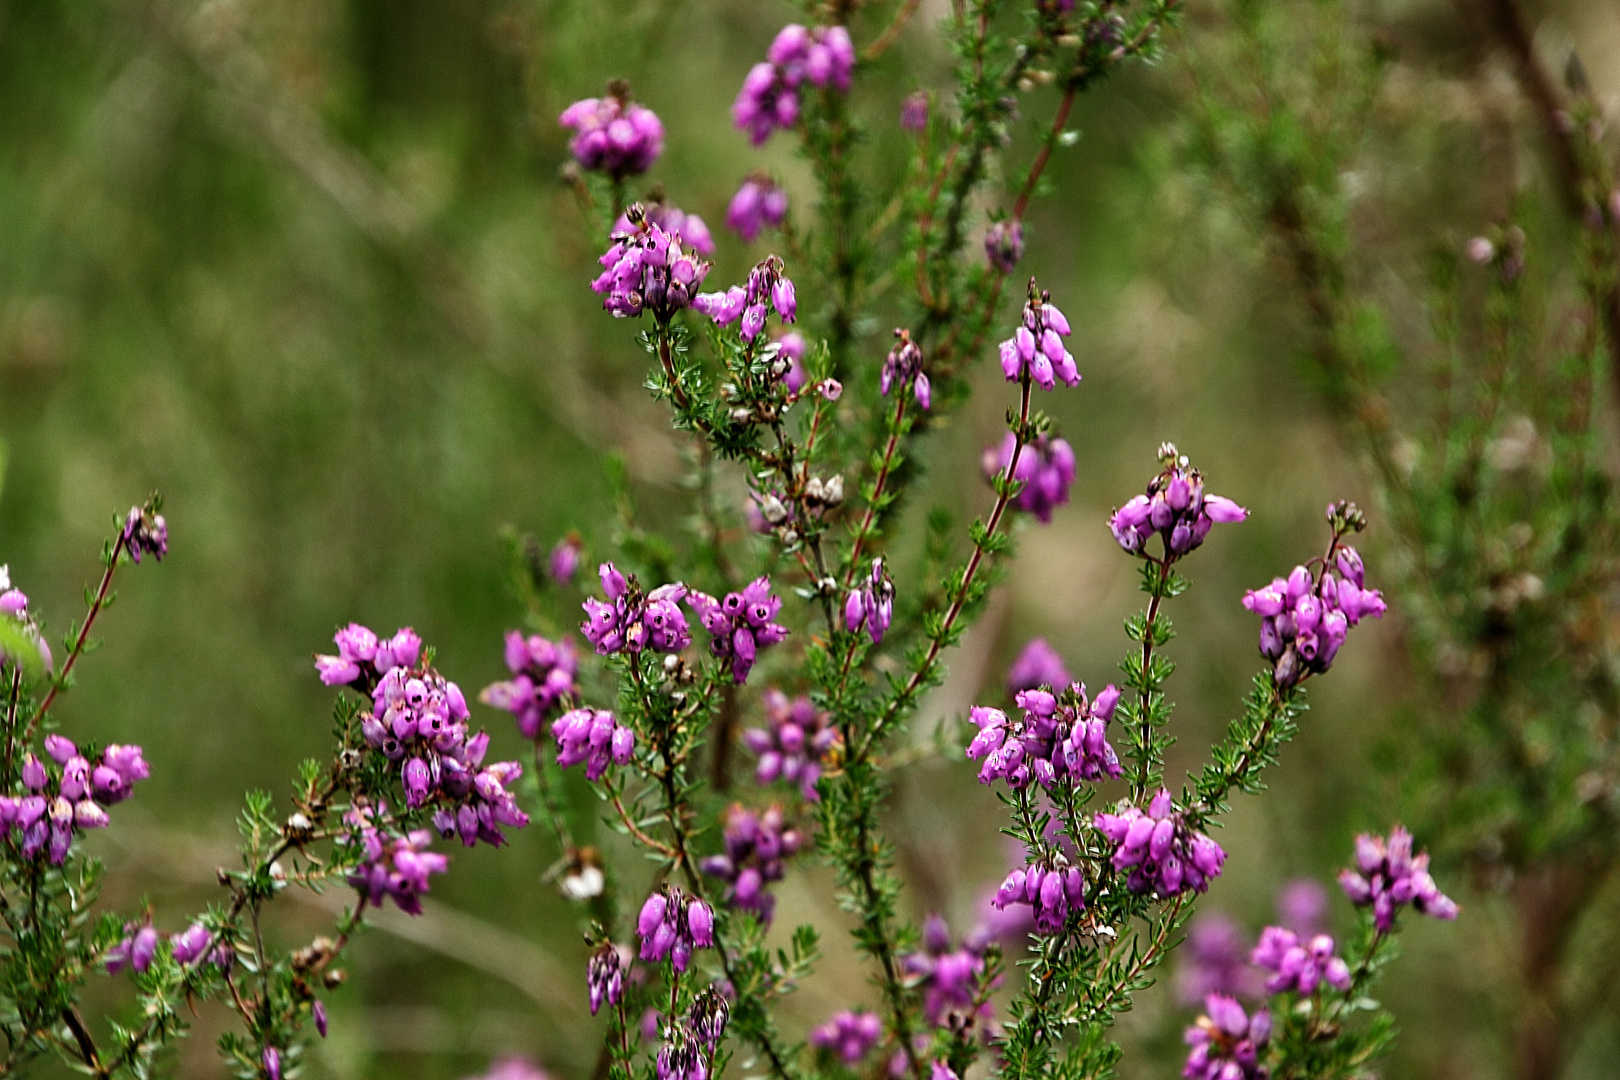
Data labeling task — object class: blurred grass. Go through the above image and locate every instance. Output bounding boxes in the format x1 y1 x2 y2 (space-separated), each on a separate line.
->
0 0 1615 1077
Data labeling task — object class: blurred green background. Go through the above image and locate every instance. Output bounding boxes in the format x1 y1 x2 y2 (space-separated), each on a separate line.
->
1 0 1616 1076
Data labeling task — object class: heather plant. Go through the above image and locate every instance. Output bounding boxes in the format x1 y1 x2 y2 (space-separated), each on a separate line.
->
0 3 1472 1080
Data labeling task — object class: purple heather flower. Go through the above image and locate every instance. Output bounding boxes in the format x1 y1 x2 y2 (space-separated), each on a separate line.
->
121 505 169 564
984 431 1075 524
685 576 789 684
587 943 626 1015
992 857 1086 934
464 1059 550 1080
558 82 663 179
1250 926 1351 996
1109 449 1248 559
881 328 930 410
984 220 1024 273
314 624 424 690
636 887 715 973
693 255 796 343
2 739 148 862
171 921 231 970
550 534 584 584
593 209 712 321
1276 878 1330 936
777 332 808 394
900 91 929 132
551 707 635 781
613 201 715 257
726 176 789 242
581 563 692 655
900 914 990 1027
732 25 855 145
810 1009 883 1064
1007 638 1072 695
0 569 54 674
687 985 730 1051
968 682 1122 790
1243 538 1385 690
699 803 804 924
1176 912 1264 1005
313 1000 328 1038
743 689 837 801
1183 995 1271 1080
845 558 895 644
1094 788 1226 898
105 919 160 976
262 1047 281 1080
480 632 580 739
931 1063 961 1080
999 281 1079 390
345 816 450 916
1337 826 1459 930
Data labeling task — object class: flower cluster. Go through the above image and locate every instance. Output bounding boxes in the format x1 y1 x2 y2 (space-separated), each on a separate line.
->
1176 912 1263 1005
3 737 148 864
593 209 713 321
613 201 715 256
1183 994 1271 1080
105 918 158 975
698 803 803 924
967 683 1122 790
992 856 1086 933
732 25 855 145
880 328 930 410
693 255 796 343
985 220 1024 272
743 689 836 801
686 577 789 684
999 282 1079 390
344 808 450 916
582 563 691 655
900 914 989 1026
1250 926 1351 996
809 1009 883 1064
726 175 789 241
1094 789 1226 898
1242 544 1385 689
171 920 234 970
1337 826 1459 930
984 431 1075 524
559 82 663 179
637 887 716 973
551 707 635 781
656 987 730 1080
314 623 423 689
586 943 625 1015
1108 448 1248 558
844 558 894 644
1006 637 1070 694
120 504 169 563
480 632 580 739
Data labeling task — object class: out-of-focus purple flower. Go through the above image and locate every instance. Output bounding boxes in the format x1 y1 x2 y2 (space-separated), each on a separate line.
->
1109 447 1247 559
693 255 796 344
732 25 855 145
313 999 328 1038
1243 525 1385 690
899 914 991 1027
637 887 715 973
810 1009 883 1063
263 1046 282 1080
743 689 837 801
984 431 1075 524
999 280 1079 390
1250 926 1351 996
699 803 803 924
1095 788 1226 898
881 328 930 410
727 176 789 242
1337 826 1459 930
582 563 691 656
587 943 626 1015
612 201 715 257
559 81 663 179
991 857 1085 933
551 707 635 781
104 919 160 976
968 682 1121 790
985 220 1024 273
1276 878 1330 936
0 568 54 675
845 558 894 644
462 1058 551 1080
1183 994 1270 1080
593 209 712 321
776 332 808 394
1176 912 1264 1005
686 577 789 684
170 920 233 971
900 91 929 132
549 535 584 584
121 504 169 564
1006 638 1071 694
481 632 580 739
